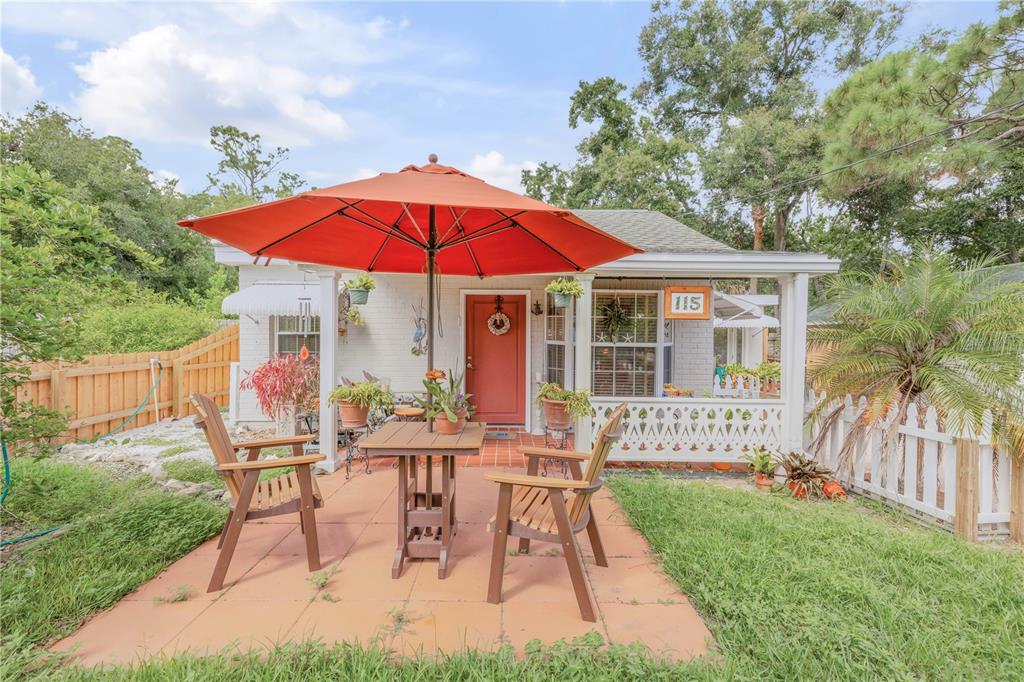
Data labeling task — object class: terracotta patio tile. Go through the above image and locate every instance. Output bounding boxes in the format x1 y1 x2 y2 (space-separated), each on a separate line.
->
408 551 492 602
52 601 208 668
587 495 633 526
288 600 407 648
218 553 325 602
392 601 504 657
501 601 607 652
579 524 653 558
322 550 421 601
124 547 261 602
498 556 583 604
318 486 391 524
191 522 294 554
270 523 362 563
587 558 683 605
342 522 397 560
315 471 350 498
601 603 712 662
162 599 308 656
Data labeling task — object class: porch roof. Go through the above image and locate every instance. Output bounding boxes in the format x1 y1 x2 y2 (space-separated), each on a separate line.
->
221 280 327 316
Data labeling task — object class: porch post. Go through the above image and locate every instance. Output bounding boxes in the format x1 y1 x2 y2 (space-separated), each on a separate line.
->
317 269 340 472
779 272 809 451
574 273 595 449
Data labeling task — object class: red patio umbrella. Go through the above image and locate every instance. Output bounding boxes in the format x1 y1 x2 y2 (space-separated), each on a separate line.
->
179 156 642 424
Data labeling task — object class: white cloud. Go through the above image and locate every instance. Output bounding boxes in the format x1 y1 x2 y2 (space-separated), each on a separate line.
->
1 50 43 113
352 167 378 180
72 25 351 146
319 76 354 98
468 151 538 192
56 39 79 52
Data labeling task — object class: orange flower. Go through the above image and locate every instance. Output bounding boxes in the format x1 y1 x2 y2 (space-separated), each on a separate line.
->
299 345 310 361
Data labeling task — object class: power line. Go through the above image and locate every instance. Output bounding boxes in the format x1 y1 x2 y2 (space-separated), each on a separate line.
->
735 98 1024 203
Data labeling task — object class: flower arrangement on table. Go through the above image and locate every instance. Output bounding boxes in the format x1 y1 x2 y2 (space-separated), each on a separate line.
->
417 369 475 434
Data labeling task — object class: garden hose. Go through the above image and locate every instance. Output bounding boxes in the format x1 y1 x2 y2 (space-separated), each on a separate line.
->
0 364 164 549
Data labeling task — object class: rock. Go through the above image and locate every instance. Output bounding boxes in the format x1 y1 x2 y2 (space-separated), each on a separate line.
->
163 480 186 492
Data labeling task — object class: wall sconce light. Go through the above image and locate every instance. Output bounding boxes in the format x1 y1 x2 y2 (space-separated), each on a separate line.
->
531 302 543 316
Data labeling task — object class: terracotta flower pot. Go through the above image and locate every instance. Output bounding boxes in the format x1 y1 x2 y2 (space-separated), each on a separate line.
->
434 407 468 435
755 472 773 489
823 480 847 500
338 400 369 427
788 481 807 499
542 398 573 430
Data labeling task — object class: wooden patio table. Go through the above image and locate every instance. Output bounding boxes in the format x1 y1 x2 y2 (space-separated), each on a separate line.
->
359 420 487 579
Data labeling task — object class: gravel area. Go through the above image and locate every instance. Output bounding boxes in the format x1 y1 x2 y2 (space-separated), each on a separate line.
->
54 414 276 501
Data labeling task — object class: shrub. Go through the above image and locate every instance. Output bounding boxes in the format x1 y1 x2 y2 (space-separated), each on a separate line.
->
240 354 320 419
75 302 218 353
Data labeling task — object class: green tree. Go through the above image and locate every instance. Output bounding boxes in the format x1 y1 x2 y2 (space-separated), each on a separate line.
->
0 105 221 297
808 251 1024 463
636 0 905 252
523 77 696 218
821 2 1023 263
0 165 151 444
206 125 305 202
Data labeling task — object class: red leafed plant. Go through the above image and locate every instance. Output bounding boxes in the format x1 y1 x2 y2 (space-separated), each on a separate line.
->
240 353 319 419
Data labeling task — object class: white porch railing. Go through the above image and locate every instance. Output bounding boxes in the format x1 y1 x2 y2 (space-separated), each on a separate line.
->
805 389 1018 540
591 397 784 461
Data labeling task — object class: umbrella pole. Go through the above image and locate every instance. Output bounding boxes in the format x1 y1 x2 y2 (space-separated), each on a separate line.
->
426 205 436 432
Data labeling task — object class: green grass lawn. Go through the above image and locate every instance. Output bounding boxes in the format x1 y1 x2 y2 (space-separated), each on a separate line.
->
608 476 1024 680
3 462 1022 681
0 459 225 663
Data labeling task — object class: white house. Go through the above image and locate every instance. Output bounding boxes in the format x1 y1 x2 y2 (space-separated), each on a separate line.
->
216 209 838 471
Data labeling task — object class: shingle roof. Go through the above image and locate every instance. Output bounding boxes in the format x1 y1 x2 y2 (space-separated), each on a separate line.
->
571 209 734 254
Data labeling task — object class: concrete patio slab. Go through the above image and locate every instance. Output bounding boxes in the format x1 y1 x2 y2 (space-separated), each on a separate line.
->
52 458 712 668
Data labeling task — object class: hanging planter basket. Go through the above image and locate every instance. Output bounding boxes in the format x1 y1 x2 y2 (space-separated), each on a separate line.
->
348 288 370 305
552 292 572 308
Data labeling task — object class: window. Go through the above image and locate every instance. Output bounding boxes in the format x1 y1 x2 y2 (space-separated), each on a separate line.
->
544 293 572 388
591 292 660 397
663 319 674 386
274 315 320 355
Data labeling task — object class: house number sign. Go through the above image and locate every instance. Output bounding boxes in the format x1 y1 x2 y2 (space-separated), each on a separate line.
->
663 286 711 320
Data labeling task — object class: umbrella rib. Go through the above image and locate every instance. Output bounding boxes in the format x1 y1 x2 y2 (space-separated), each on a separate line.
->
448 206 483 278
254 207 346 255
336 199 427 249
440 223 517 250
401 203 428 245
366 214 406 272
437 211 526 250
437 207 469 245
495 209 582 271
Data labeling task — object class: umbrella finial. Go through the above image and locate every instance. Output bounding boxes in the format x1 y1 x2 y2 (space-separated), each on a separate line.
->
428 153 438 164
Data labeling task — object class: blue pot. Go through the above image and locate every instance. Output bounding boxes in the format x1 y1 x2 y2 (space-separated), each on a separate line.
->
349 289 369 305
553 292 572 308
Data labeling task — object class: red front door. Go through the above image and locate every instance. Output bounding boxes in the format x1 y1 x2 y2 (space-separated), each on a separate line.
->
465 294 526 425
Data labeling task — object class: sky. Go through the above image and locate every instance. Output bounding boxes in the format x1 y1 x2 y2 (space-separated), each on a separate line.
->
0 1 1002 194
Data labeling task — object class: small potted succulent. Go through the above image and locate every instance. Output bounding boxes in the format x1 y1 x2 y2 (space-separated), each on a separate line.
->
740 446 777 490
329 379 393 427
537 382 591 430
778 451 834 500
345 273 376 305
417 368 474 434
544 278 585 308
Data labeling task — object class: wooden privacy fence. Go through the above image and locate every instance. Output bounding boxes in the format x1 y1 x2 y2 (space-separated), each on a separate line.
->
18 325 239 443
805 389 1023 544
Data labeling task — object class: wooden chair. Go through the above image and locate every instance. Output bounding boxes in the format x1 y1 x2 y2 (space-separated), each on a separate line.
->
191 393 326 592
485 403 627 621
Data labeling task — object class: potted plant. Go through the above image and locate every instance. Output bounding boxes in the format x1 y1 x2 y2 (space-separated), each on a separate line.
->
544 278 584 308
345 273 376 305
329 379 393 427
778 451 834 500
755 360 781 394
536 382 592 430
740 446 777 490
417 369 474 434
240 353 319 435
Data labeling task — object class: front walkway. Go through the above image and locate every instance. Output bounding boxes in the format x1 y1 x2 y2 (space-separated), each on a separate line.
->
53 458 711 669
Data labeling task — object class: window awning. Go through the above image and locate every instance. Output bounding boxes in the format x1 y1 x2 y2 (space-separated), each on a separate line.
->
221 281 329 316
713 290 779 329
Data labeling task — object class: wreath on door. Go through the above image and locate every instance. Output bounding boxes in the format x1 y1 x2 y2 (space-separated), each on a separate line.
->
486 295 511 336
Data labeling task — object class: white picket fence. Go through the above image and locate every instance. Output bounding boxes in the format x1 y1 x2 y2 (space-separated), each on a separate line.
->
592 397 784 461
805 389 1016 539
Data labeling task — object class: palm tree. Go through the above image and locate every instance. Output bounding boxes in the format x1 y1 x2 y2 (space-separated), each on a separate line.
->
807 252 1024 464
